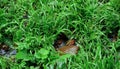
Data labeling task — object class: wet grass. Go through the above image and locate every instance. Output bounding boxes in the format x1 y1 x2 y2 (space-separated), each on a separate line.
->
0 0 120 69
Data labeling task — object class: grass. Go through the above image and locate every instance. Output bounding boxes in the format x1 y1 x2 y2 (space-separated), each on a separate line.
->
0 0 120 69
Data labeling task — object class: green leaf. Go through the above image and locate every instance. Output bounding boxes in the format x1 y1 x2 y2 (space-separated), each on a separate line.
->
35 48 49 59
14 30 23 41
0 34 2 41
0 58 7 69
16 50 32 61
16 42 29 49
59 54 71 60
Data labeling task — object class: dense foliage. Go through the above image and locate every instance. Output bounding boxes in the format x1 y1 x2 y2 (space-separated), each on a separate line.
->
0 0 120 69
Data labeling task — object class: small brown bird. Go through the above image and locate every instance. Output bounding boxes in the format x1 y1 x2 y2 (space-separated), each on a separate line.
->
58 45 79 55
66 39 75 46
53 33 79 55
57 39 79 55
